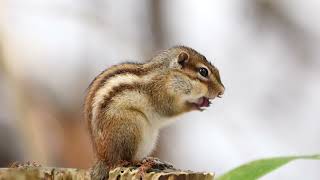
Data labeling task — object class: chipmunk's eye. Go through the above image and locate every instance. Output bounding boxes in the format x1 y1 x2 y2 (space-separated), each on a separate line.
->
199 67 208 77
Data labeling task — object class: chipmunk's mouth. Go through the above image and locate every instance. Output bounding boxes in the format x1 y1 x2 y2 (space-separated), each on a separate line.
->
191 97 212 111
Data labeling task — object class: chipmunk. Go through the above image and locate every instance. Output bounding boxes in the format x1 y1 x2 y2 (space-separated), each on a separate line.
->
84 46 225 179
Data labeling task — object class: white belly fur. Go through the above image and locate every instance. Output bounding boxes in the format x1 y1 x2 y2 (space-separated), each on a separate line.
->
108 83 175 160
134 123 159 160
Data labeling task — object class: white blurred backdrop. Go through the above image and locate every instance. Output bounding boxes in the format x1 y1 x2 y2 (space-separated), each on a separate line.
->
0 0 319 179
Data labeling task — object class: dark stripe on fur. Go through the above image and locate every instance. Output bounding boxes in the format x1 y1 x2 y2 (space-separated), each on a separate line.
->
86 63 162 122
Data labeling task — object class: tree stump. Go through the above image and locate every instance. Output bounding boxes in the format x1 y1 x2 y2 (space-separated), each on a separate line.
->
0 166 214 180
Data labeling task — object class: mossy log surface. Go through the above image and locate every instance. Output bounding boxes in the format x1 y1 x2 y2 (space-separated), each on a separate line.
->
0 166 214 180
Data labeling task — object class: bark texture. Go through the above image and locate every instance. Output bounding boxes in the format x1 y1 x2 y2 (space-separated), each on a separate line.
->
0 167 214 180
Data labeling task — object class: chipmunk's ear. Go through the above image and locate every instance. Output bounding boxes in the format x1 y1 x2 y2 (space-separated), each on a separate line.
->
177 51 189 66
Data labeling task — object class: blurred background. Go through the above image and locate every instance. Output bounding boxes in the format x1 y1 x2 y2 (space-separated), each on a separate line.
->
0 0 319 179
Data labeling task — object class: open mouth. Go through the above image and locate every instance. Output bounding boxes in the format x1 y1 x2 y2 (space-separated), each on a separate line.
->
192 97 212 111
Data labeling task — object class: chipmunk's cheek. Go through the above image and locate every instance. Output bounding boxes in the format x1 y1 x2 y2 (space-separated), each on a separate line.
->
185 83 213 111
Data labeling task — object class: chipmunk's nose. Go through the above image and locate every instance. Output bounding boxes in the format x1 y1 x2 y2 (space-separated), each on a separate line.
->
217 86 225 98
208 86 225 99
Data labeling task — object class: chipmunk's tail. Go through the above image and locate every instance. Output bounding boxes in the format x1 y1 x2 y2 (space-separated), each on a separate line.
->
91 160 110 180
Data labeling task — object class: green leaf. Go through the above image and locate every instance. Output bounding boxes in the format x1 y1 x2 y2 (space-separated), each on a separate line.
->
217 154 320 180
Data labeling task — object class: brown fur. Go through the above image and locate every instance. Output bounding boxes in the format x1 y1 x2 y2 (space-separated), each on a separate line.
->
84 46 225 179
95 110 142 163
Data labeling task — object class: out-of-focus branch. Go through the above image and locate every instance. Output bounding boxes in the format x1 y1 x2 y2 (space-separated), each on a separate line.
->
0 32 50 164
150 0 165 50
